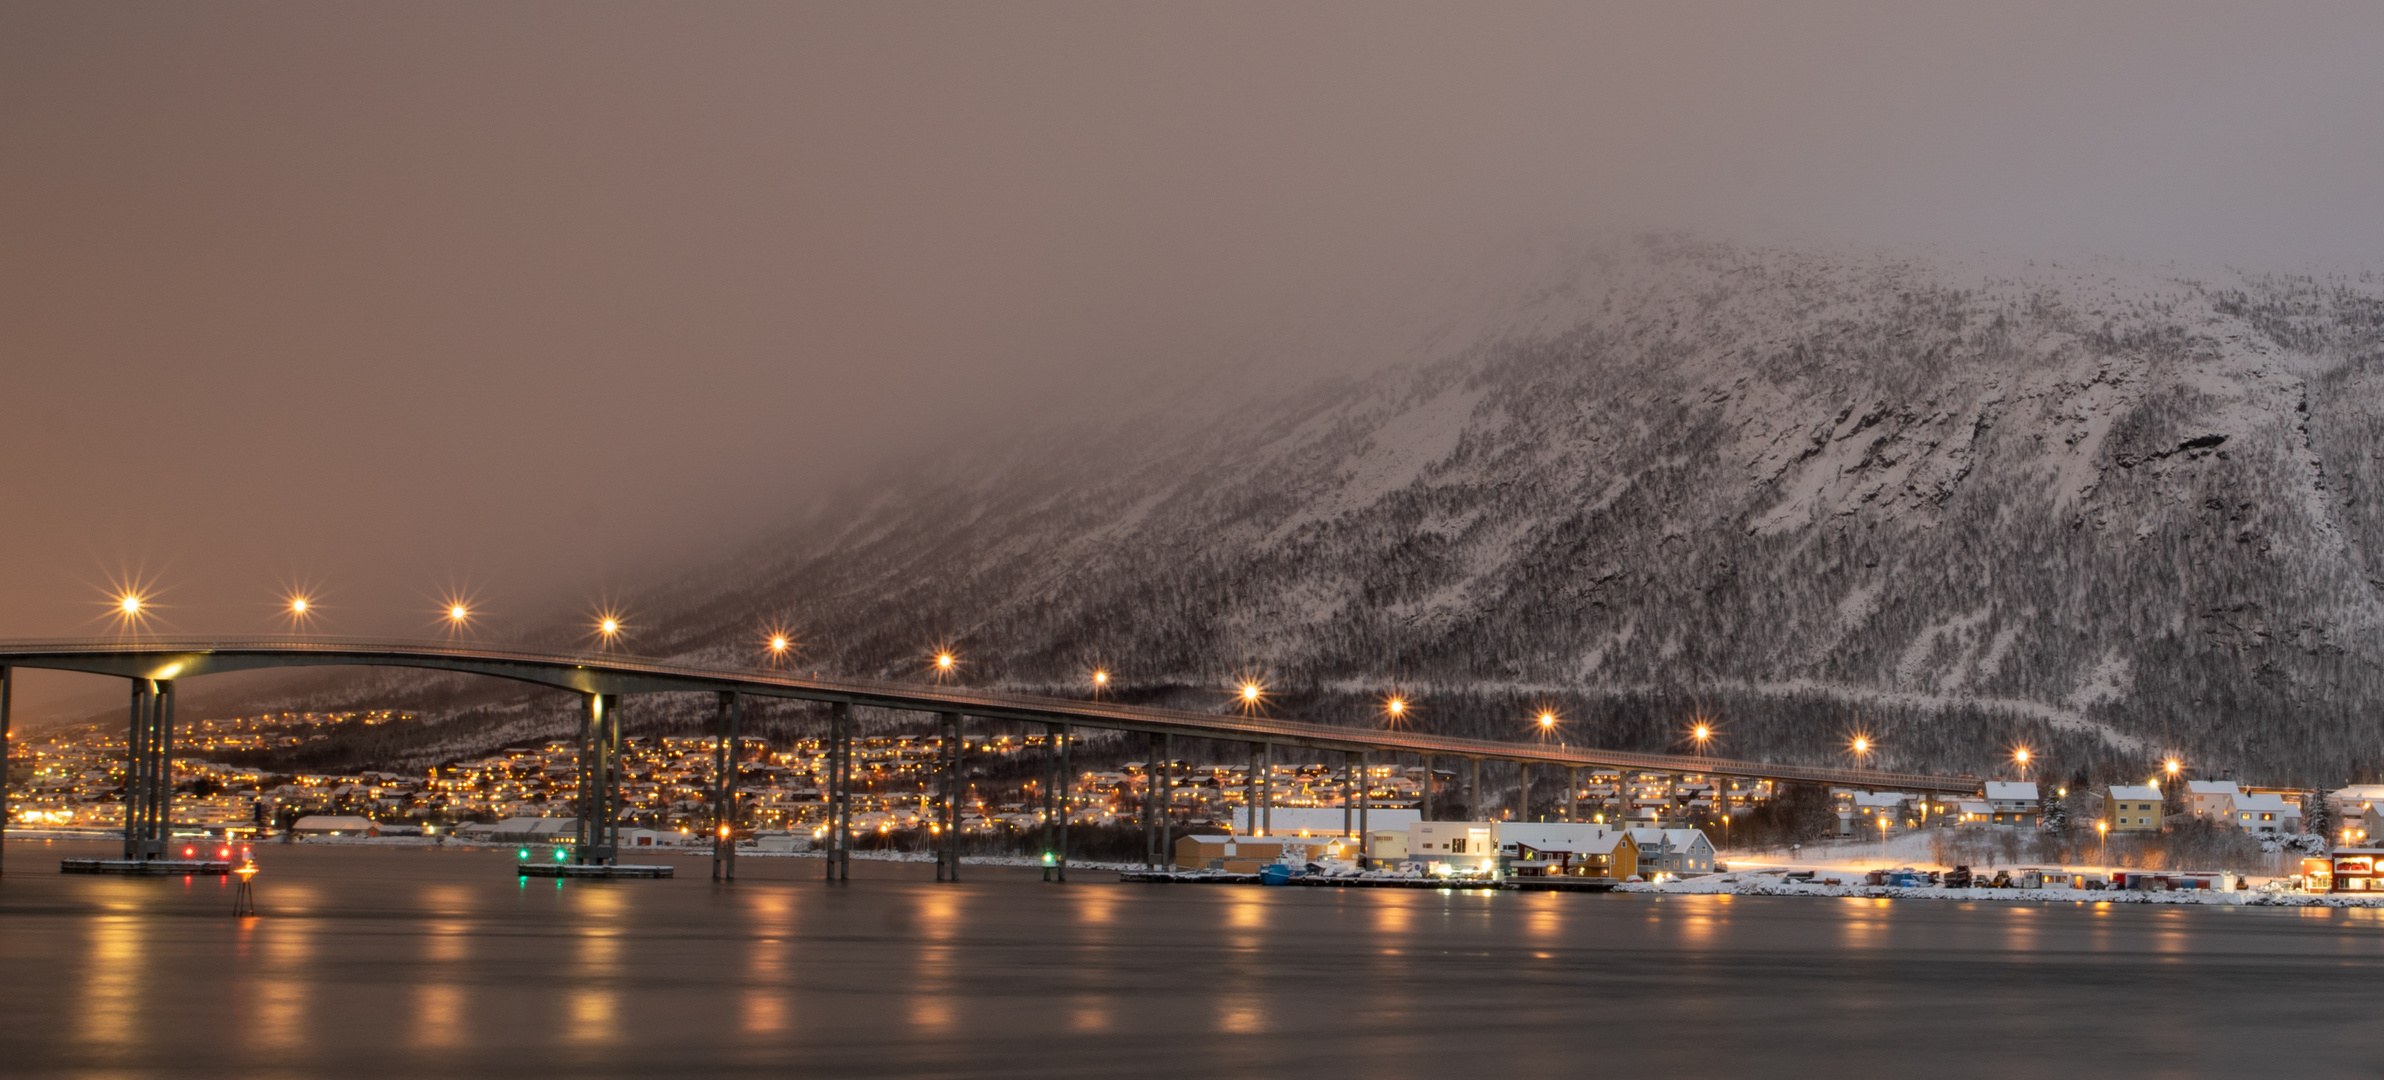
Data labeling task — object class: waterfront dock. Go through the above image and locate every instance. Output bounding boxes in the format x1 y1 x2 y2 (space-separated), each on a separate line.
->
61 859 234 875
1118 870 1612 892
516 863 676 879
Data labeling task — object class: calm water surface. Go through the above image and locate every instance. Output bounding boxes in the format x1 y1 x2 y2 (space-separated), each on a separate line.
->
4 839 2382 1078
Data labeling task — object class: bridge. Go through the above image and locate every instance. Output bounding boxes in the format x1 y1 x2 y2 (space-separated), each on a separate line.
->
0 636 1986 880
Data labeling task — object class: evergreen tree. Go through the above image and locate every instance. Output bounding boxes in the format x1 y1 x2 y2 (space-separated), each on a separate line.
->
2039 788 2069 836
2303 788 2335 851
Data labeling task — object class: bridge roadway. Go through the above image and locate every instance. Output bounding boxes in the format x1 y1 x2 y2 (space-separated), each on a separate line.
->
0 636 1978 794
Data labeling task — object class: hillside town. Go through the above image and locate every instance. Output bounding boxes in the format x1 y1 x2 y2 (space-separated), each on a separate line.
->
9 714 2381 896
6 714 1782 840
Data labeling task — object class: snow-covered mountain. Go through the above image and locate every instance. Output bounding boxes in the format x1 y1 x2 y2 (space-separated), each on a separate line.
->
269 237 2384 785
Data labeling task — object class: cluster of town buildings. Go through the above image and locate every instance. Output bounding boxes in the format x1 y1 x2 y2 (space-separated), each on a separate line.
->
4 719 1782 839
21 715 2384 885
1832 779 2323 838
1172 809 1717 882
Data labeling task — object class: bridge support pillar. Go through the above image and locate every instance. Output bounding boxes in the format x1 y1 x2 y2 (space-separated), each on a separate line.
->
1043 723 1068 882
1259 742 1272 836
1566 766 1578 823
827 702 851 882
575 693 621 865
1159 733 1175 872
1420 753 1433 822
712 692 741 882
1243 742 1259 836
1356 749 1370 871
1339 753 1351 838
1469 758 1482 823
1141 733 1158 869
122 679 171 860
1519 761 1531 822
937 712 961 883
1056 724 1071 881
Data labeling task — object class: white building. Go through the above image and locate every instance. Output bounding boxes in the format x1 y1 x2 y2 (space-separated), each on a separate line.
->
1982 782 2040 827
1408 821 1498 873
1839 791 1915 835
2227 792 2300 834
1402 820 1633 876
290 814 378 836
2330 786 2384 822
457 816 578 843
1626 827 1715 873
2186 780 2243 821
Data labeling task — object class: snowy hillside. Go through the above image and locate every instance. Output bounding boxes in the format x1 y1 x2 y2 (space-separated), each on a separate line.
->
283 237 2384 785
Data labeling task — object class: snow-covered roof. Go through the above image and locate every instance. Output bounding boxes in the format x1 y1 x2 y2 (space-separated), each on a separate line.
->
1517 832 1635 855
2109 784 2162 801
291 814 374 831
1625 827 1711 849
1849 791 1911 808
1983 782 2038 802
490 816 576 834
2186 780 2241 797
2233 793 2298 815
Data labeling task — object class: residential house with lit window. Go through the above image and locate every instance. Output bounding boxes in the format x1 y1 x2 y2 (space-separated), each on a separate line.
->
2185 780 2243 821
1982 782 2039 828
2103 785 2162 832
2222 792 2299 834
1625 827 1715 874
1838 791 1915 836
1505 828 1639 880
1405 821 1636 878
1408 821 1499 874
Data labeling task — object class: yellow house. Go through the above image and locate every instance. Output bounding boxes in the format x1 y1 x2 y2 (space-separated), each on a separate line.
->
2103 785 2162 832
1511 831 1639 880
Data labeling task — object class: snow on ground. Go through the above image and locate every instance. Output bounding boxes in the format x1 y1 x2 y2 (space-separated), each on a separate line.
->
1618 874 2373 907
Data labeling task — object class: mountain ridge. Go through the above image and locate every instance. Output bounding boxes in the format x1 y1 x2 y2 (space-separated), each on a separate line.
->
185 237 2384 786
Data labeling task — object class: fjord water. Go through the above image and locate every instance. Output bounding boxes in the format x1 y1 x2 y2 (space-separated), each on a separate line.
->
4 841 2381 1078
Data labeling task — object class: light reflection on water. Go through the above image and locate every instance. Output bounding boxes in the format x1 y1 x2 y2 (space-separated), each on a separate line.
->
743 892 793 1035
80 915 141 1055
566 886 626 1048
249 913 312 1052
15 843 2384 1078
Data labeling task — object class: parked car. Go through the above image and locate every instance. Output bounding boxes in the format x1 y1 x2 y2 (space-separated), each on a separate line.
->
1943 865 1974 888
